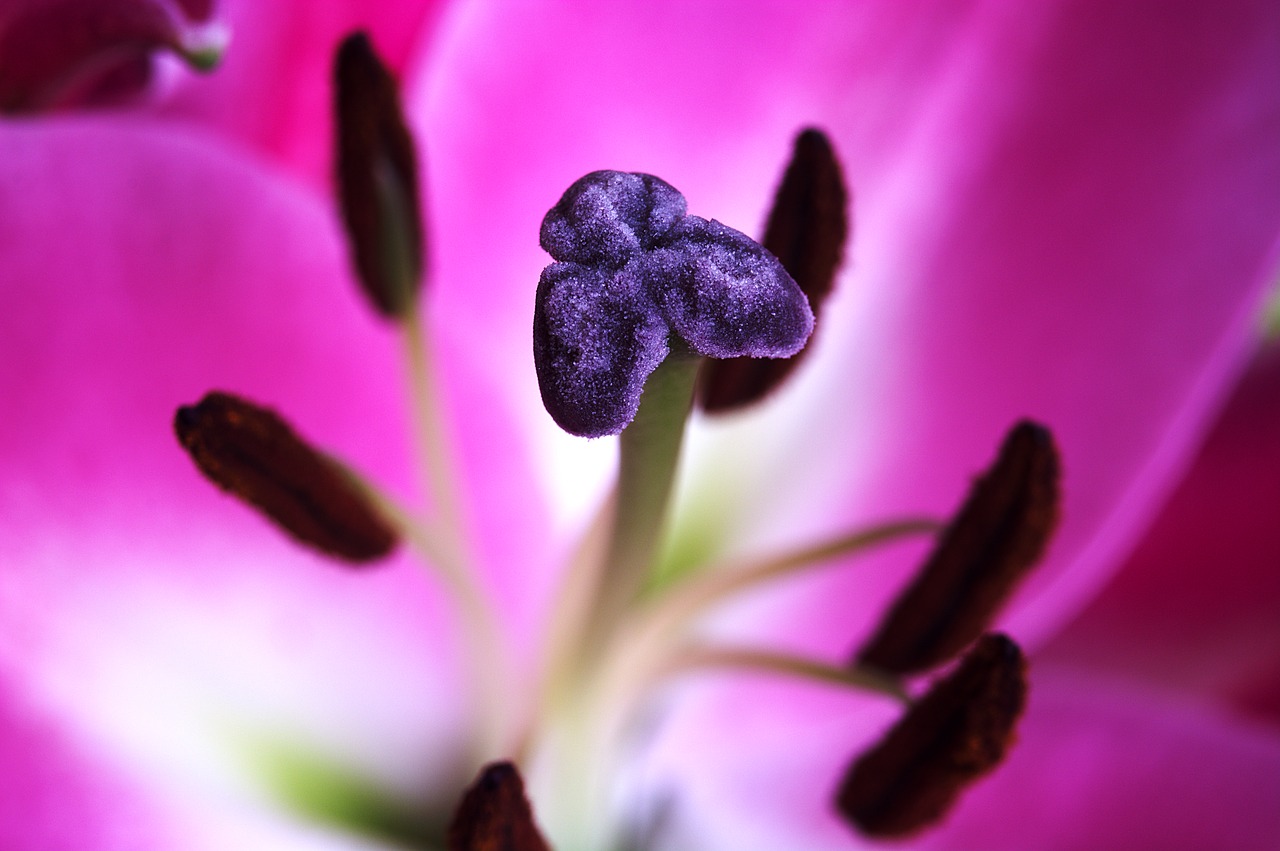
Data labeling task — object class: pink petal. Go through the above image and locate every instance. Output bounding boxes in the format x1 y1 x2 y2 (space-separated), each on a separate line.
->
1040 341 1280 725
0 117 548 813
0 672 393 851
175 0 215 21
923 672 1280 851
0 671 177 849
2 1 453 189
646 672 1280 849
417 0 1280 651
157 0 450 190
0 0 218 112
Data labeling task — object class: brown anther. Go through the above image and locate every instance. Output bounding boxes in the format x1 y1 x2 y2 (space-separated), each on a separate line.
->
174 391 397 564
334 31 424 319
856 421 1060 675
447 761 552 851
837 633 1028 838
698 127 849 413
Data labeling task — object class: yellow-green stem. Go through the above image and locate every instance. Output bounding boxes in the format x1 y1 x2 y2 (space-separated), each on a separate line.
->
577 352 702 662
536 353 701 851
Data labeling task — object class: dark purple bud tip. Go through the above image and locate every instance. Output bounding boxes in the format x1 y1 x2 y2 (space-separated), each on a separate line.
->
447 761 551 851
535 171 814 437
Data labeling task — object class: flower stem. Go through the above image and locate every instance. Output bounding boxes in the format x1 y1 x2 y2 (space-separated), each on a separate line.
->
578 351 702 658
533 353 699 850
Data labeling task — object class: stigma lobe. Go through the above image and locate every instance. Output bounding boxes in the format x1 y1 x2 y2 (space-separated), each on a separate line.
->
174 391 397 564
535 170 814 437
699 127 849 413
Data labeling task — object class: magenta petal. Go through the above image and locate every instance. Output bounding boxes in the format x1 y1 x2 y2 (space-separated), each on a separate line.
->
1041 342 1280 725
0 118 546 810
647 674 1280 850
737 0 1280 651
923 674 1280 851
0 672 177 849
0 0 215 113
158 0 450 189
832 0 1280 637
1 670 409 851
0 118 411 533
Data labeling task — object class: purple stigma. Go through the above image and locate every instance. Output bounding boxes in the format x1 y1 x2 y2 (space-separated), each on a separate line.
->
534 171 814 437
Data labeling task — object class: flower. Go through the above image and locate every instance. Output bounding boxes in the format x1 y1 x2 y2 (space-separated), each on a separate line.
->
2 1 1279 849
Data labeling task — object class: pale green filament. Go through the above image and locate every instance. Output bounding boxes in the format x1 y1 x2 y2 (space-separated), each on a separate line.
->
591 516 940 714
663 644 911 704
559 517 940 789
401 308 468 557
637 517 942 643
329 457 512 765
402 313 513 763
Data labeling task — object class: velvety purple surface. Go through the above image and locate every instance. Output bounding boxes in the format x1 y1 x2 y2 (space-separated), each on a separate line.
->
535 171 812 436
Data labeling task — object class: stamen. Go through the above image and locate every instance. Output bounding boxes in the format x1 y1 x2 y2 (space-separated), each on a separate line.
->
643 517 941 625
330 34 508 763
173 391 397 564
332 32 469 567
856 421 1061 675
447 761 552 851
667 644 909 703
334 32 424 319
602 518 940 699
700 127 850 412
534 170 814 436
836 633 1028 838
556 520 937 771
401 310 470 557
